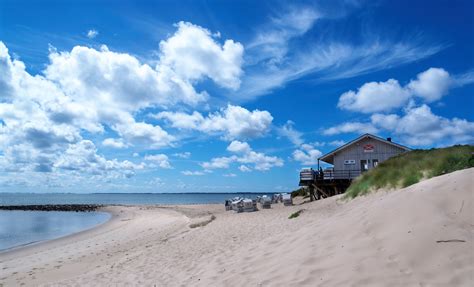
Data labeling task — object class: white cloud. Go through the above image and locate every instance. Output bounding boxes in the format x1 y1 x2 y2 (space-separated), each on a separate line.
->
87 29 99 39
329 140 345 146
0 21 247 187
323 122 378 135
238 13 445 101
338 67 473 113
338 79 411 113
102 138 127 149
54 140 144 178
201 141 283 171
154 104 273 140
451 69 474 87
227 140 251 154
45 44 208 112
407 68 451 102
292 143 322 165
371 105 474 146
200 156 235 170
248 6 320 66
173 152 191 159
113 117 175 149
159 21 244 90
239 165 252 172
144 154 172 169
324 105 474 147
182 170 205 176
277 120 303 146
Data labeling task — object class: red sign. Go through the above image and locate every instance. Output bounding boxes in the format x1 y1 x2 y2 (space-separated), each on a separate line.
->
363 144 375 152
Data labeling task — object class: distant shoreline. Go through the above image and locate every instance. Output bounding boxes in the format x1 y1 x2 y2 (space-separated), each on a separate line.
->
0 192 277 206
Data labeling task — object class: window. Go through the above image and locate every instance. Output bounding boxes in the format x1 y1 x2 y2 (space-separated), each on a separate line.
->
361 160 368 172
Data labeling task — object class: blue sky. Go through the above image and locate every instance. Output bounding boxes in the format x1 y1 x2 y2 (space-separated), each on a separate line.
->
0 0 473 193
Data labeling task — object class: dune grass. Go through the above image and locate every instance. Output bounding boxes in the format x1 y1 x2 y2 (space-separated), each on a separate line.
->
345 145 474 199
289 209 304 219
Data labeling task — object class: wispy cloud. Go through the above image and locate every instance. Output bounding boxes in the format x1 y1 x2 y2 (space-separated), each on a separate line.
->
233 6 445 101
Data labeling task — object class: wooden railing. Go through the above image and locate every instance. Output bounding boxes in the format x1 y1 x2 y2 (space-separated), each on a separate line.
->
320 169 362 180
300 169 362 182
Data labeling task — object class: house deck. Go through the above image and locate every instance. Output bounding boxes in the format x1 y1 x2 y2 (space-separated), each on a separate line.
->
299 170 362 200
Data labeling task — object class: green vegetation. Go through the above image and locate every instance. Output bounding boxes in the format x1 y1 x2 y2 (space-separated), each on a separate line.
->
345 145 474 199
291 187 307 198
289 209 304 219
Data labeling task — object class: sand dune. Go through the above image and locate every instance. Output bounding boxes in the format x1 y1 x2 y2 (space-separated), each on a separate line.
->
1 168 472 286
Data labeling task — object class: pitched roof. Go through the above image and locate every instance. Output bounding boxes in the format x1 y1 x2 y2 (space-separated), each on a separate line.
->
319 134 411 164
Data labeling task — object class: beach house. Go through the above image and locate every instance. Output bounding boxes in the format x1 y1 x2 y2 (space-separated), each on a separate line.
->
299 134 411 200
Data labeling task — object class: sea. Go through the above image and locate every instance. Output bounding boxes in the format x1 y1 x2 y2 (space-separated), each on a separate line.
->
0 192 274 252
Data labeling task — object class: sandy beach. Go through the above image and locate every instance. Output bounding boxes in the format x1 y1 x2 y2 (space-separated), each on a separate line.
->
1 168 473 286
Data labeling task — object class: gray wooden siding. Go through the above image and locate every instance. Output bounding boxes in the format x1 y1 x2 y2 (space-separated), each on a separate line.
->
333 138 406 172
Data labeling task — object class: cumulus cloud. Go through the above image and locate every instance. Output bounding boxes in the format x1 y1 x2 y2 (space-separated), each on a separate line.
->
201 141 284 171
0 19 248 184
292 143 322 165
102 138 128 149
338 67 473 113
87 29 99 39
154 104 273 140
201 156 234 170
338 79 411 113
325 105 474 146
54 140 144 178
144 154 172 169
113 118 175 149
159 21 244 90
407 68 451 102
371 105 474 146
227 140 251 154
45 44 208 112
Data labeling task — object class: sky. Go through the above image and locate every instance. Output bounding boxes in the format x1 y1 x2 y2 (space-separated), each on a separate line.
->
0 0 473 193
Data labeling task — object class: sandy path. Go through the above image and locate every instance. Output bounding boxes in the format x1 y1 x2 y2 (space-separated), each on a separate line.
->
1 168 472 286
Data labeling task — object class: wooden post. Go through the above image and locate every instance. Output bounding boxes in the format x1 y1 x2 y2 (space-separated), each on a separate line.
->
316 186 329 198
309 185 315 201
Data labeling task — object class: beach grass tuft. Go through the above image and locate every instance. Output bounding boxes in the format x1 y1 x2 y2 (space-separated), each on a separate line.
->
345 145 474 199
189 215 216 228
289 209 304 219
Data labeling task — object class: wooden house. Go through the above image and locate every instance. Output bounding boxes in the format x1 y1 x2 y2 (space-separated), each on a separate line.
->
299 134 411 200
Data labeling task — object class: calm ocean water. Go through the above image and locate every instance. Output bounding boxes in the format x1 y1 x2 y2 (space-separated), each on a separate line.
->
0 193 274 251
0 210 110 251
0 192 274 206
